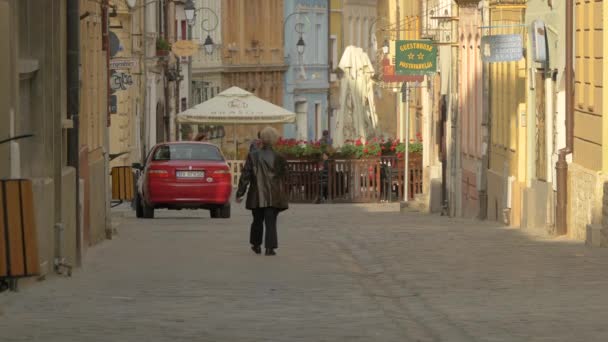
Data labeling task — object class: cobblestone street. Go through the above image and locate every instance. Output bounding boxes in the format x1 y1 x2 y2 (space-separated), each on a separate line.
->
3 203 608 341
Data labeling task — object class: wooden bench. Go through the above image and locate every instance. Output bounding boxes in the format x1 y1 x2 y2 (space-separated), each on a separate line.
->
0 179 40 280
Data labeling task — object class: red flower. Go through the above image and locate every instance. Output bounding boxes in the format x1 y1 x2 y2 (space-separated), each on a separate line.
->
376 151 382 156
355 138 363 146
396 152 403 159
381 146 386 150
390 146 396 151
363 148 368 153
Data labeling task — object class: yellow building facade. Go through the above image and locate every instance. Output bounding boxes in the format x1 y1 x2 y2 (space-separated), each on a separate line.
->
486 2 527 227
374 0 421 139
108 0 145 168
568 0 608 240
220 0 286 158
79 0 111 246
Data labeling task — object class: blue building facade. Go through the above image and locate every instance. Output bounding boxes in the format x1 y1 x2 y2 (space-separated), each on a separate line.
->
283 0 330 141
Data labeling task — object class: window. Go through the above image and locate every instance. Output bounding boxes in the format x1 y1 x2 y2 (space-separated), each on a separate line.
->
316 24 321 63
355 18 360 47
295 101 308 141
349 17 353 46
152 144 224 161
363 18 368 52
157 0 164 35
330 36 338 70
181 20 186 40
315 103 322 140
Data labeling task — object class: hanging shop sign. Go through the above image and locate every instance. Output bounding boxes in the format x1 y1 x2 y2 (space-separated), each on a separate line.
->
110 58 139 70
172 40 198 57
481 34 523 63
395 40 437 75
381 57 424 83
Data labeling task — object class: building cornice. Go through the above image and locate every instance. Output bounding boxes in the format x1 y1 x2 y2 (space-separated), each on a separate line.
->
454 0 482 6
221 64 289 73
294 87 330 94
192 67 225 75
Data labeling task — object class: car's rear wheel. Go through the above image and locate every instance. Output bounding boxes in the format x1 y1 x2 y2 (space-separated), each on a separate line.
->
210 208 220 218
219 204 231 218
135 195 143 218
142 201 154 219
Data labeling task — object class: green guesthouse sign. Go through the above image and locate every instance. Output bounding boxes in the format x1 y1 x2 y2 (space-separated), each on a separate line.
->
395 40 437 75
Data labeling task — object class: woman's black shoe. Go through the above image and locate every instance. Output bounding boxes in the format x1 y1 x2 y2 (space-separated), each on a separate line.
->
265 248 276 256
251 245 261 254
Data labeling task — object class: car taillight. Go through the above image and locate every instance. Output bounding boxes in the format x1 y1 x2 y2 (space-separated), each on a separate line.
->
213 169 231 175
148 169 169 178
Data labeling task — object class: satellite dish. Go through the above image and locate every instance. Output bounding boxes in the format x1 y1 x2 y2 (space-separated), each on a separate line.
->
126 0 137 9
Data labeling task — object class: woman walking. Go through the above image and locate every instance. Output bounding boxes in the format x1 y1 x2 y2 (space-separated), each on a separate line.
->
236 127 289 256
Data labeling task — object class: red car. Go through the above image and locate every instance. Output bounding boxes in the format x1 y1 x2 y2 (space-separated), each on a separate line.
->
134 142 232 219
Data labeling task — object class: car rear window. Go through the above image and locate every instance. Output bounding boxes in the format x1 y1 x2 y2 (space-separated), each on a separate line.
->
152 144 224 161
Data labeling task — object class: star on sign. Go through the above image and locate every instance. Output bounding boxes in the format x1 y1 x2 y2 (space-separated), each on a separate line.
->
417 53 425 60
408 53 415 60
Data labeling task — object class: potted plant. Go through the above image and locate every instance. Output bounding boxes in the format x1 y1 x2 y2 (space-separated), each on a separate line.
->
156 37 171 56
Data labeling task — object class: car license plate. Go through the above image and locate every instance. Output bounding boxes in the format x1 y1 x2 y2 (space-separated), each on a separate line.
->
176 170 204 178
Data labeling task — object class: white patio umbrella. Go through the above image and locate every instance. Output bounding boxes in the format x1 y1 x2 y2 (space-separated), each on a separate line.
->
333 46 378 147
176 87 296 157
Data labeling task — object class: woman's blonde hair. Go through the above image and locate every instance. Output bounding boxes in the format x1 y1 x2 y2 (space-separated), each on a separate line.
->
259 126 280 146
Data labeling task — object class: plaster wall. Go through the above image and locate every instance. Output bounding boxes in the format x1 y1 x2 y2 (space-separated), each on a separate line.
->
284 0 330 140
521 0 566 234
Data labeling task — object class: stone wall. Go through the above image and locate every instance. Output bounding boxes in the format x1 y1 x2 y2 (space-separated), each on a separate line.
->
568 162 605 240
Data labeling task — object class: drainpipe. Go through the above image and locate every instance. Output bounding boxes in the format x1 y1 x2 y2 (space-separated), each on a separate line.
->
66 0 81 268
327 1 331 136
479 0 490 220
555 0 574 235
102 0 113 240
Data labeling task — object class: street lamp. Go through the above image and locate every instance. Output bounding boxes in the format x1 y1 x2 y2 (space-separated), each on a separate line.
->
125 0 137 9
203 35 214 55
184 0 218 55
296 36 306 55
283 12 311 58
184 0 196 26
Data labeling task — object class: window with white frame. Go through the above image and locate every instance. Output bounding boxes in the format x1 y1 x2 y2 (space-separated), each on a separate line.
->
330 35 338 70
316 23 321 63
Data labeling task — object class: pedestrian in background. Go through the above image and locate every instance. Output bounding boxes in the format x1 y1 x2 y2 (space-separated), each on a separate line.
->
193 132 207 142
316 152 330 203
236 126 289 256
319 130 332 146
